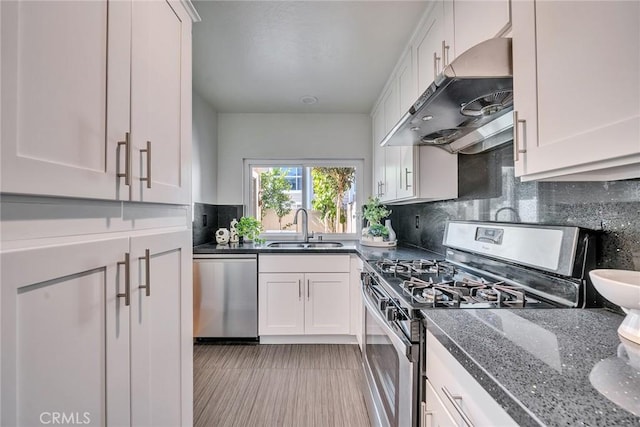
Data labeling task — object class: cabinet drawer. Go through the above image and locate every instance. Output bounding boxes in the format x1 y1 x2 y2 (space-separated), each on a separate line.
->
426 330 517 427
259 254 350 273
424 379 456 427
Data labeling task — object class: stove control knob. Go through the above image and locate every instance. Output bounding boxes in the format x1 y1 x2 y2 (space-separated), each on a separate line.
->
379 299 389 311
386 307 398 322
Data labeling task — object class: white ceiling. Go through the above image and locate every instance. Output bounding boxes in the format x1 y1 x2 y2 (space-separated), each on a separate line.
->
192 1 429 114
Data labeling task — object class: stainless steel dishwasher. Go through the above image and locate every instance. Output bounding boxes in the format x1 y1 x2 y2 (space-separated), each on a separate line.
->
193 254 258 341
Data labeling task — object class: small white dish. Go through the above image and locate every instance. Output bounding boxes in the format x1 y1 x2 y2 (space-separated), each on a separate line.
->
590 269 640 344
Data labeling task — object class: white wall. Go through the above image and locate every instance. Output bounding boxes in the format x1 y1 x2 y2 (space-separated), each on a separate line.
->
216 113 372 204
192 92 218 204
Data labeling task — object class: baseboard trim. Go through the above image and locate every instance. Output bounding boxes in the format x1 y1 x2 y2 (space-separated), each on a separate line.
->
259 335 358 345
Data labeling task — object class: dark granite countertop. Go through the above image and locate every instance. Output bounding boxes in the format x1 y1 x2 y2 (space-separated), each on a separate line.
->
193 240 440 261
422 308 640 426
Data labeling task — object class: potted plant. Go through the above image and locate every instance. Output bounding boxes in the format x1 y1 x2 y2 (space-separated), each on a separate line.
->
235 216 265 244
361 197 395 245
362 196 392 226
367 223 389 242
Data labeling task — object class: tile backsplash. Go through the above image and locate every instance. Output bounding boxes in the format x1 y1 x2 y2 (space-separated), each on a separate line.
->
390 144 640 271
193 203 243 245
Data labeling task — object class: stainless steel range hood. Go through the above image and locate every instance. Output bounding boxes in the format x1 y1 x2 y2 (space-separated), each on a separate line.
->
380 38 513 153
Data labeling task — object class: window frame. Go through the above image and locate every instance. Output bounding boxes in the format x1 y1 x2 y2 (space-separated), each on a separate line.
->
243 158 364 241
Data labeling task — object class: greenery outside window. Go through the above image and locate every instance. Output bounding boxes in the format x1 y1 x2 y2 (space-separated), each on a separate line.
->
244 159 363 239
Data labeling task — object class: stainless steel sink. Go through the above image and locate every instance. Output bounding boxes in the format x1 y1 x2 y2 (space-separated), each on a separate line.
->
306 242 343 248
267 242 306 248
267 241 343 248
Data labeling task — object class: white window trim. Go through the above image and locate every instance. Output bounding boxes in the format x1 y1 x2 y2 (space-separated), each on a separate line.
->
243 158 364 241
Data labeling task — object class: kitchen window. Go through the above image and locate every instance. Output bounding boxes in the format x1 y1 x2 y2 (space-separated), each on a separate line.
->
244 159 363 239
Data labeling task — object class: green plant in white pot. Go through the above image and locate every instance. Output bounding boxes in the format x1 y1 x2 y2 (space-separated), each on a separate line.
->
362 197 392 241
363 196 392 225
367 223 389 242
236 216 265 244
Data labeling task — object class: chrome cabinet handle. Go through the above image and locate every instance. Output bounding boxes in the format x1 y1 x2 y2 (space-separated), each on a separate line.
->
138 249 151 297
298 279 302 300
421 402 433 427
307 279 310 301
433 52 442 77
117 132 131 186
140 140 152 188
513 111 527 162
442 386 474 427
379 181 385 196
442 40 450 67
117 253 131 306
404 168 413 189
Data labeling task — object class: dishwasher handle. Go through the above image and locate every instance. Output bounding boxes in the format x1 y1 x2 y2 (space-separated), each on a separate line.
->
193 254 257 260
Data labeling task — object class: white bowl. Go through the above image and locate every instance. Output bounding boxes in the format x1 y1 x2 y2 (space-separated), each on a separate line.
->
590 269 640 344
589 269 640 310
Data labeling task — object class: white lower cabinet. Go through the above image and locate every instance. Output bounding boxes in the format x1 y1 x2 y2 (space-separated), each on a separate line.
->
423 381 457 427
425 330 517 427
258 255 351 336
259 272 350 336
259 273 306 335
0 230 192 427
1 238 131 426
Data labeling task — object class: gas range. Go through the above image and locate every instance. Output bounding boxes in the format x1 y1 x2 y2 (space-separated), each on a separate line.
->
362 220 600 342
360 221 599 427
369 257 553 309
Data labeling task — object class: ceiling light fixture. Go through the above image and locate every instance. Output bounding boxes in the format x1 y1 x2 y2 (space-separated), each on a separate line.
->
300 95 318 105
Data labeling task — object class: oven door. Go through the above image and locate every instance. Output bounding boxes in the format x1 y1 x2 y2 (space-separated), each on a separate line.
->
361 286 417 427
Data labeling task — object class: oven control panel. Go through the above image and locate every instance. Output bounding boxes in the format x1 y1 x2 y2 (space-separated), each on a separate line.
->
475 226 504 245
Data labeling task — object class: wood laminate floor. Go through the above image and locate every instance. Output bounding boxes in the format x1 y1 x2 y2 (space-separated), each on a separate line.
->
194 344 371 427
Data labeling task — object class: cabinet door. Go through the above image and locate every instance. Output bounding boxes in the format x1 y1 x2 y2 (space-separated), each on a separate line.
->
453 0 510 57
382 147 400 202
131 0 192 204
397 146 416 200
397 49 416 115
1 0 131 200
513 0 640 180
304 273 350 335
414 1 446 94
372 106 386 198
259 273 305 335
130 230 192 427
1 238 131 427
380 87 399 202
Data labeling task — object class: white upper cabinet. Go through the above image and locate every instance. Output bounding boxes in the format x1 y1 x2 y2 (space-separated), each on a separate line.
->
413 0 510 95
372 86 400 202
131 0 192 204
1 0 131 200
372 105 387 199
512 1 640 181
1 0 193 204
397 49 416 116
453 0 510 57
414 1 447 95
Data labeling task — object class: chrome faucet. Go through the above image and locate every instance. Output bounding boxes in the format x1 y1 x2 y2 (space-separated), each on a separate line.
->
293 208 310 242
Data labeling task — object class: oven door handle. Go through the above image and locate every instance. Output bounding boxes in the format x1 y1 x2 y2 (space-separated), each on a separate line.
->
362 287 414 361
